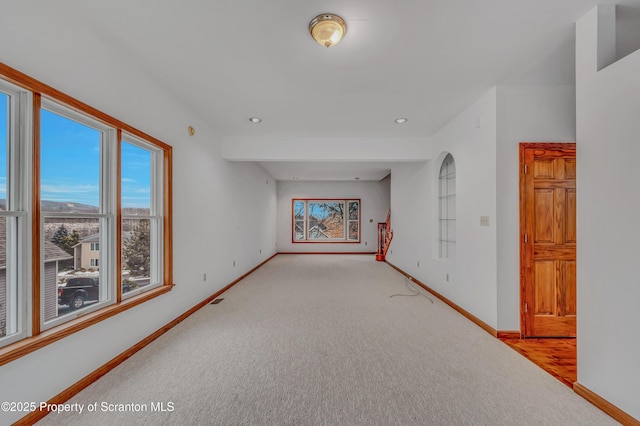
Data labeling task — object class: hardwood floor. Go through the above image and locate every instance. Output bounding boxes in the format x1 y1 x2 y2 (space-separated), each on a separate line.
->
499 337 577 388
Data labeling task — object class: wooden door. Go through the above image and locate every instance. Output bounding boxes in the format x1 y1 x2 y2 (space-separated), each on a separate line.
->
520 143 576 337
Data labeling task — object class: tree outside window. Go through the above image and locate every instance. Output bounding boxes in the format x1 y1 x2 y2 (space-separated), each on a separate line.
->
293 199 360 243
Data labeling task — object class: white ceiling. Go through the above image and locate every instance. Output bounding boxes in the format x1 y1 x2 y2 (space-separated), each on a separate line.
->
258 161 394 182
60 0 640 181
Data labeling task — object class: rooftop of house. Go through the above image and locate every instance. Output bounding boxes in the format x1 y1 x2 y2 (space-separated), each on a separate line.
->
0 223 72 269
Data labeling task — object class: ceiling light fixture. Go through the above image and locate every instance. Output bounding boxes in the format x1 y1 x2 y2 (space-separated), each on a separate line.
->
309 14 346 48
249 117 262 123
394 118 408 124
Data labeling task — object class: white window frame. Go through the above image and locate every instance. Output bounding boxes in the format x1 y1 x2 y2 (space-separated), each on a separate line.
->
120 134 164 299
0 80 31 348
39 99 117 330
438 153 456 260
293 200 306 241
347 200 359 242
292 199 360 243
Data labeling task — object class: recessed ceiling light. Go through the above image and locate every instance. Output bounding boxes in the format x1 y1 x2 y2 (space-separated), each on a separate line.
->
354 177 360 180
394 118 408 124
249 117 262 123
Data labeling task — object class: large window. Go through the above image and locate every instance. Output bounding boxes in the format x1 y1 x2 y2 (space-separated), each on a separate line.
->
293 199 360 243
0 62 172 362
438 154 456 259
0 80 29 347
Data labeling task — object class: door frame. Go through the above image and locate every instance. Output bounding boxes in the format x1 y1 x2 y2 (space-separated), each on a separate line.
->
519 142 577 337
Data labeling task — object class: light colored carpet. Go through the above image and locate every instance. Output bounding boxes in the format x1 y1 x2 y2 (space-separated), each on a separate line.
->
37 254 617 425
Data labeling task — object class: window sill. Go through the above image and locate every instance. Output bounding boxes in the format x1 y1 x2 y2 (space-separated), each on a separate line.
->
292 241 361 244
0 283 174 367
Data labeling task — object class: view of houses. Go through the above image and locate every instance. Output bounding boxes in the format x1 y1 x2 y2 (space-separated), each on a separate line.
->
0 202 151 334
0 220 73 336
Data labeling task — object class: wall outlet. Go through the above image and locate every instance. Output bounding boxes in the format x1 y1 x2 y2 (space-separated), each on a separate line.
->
203 273 207 282
480 216 490 227
446 273 449 282
233 260 236 267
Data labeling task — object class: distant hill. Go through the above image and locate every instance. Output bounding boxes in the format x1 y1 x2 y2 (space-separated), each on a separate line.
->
122 207 152 216
0 199 149 216
41 200 99 213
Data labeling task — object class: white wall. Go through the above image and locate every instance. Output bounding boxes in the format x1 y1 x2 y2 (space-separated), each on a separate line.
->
387 85 577 333
276 178 390 253
388 88 498 328
222 137 428 161
0 4 276 424
495 85 576 330
575 6 640 419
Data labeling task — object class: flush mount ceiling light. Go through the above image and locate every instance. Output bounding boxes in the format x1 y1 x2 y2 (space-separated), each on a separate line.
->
394 118 408 124
309 14 346 48
249 117 262 123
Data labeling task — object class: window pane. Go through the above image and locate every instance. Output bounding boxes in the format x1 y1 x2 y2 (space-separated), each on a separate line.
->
448 220 456 242
0 92 7 204
307 201 344 240
348 221 358 240
294 201 305 220
122 218 151 293
447 196 456 218
440 220 448 241
0 217 8 338
294 220 304 240
121 141 151 211
348 201 358 221
40 109 100 212
347 201 360 241
44 217 101 320
294 201 305 240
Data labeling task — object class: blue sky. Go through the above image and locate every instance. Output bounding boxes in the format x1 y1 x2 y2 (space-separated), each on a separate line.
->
0 101 150 208
295 201 343 220
121 140 151 209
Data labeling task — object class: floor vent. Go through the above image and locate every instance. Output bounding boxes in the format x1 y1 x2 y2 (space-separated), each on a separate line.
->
210 298 224 305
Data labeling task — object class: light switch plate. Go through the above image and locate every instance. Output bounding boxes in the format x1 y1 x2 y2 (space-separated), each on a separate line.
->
480 216 490 227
